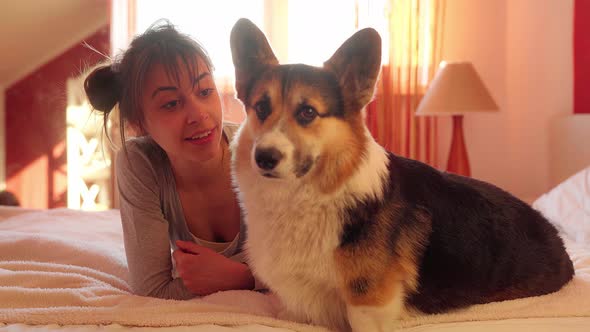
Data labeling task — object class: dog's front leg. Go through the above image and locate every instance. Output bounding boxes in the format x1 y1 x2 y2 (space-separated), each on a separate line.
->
346 293 404 332
335 259 407 331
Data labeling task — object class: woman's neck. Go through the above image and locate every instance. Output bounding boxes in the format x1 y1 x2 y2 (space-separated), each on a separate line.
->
170 139 230 191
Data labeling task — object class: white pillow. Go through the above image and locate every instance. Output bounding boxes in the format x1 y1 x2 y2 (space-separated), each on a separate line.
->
533 166 590 243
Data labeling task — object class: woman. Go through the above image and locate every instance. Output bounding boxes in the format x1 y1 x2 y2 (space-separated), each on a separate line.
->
84 20 254 299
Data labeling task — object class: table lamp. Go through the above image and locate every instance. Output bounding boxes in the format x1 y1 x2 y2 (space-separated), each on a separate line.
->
415 61 499 177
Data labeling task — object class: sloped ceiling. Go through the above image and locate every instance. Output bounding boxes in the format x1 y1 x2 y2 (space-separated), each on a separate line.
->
0 0 108 86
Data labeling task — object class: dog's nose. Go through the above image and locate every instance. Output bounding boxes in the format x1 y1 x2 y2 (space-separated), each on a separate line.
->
255 148 283 170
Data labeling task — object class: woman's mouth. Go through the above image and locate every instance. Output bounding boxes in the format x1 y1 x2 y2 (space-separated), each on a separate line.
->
185 128 215 145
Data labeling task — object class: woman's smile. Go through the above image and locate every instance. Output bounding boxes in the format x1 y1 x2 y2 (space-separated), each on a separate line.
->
185 126 217 145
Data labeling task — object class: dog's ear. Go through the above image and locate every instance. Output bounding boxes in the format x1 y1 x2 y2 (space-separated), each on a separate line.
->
324 28 381 112
230 18 278 103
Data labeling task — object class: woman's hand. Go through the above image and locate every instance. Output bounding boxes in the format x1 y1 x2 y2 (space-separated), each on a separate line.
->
173 240 254 296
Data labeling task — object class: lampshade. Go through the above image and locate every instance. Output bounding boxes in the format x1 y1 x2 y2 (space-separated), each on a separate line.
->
416 61 499 115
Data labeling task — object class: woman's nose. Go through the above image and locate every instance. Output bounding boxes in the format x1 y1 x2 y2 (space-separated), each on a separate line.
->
186 96 209 124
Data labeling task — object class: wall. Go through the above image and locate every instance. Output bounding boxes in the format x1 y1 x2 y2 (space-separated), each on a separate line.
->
441 0 509 193
5 26 110 208
0 0 109 85
506 0 574 200
441 0 574 202
0 85 4 190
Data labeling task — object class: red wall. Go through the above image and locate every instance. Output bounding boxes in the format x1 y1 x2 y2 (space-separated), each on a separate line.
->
5 26 110 208
574 0 590 114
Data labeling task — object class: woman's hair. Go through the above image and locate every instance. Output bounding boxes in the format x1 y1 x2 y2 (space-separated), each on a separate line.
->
84 19 214 146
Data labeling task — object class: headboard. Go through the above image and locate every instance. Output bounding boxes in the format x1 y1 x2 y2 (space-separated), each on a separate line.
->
549 114 590 187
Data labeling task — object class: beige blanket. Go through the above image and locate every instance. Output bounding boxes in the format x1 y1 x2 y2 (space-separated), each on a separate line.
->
0 208 589 331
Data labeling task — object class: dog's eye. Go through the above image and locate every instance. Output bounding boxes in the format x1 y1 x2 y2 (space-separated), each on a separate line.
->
254 99 271 122
296 106 318 125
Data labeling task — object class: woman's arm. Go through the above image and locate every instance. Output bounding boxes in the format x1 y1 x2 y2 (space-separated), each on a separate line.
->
116 145 194 300
174 240 255 295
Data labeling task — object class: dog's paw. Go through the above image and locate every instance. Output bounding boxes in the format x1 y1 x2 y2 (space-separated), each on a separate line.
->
265 293 305 323
348 306 403 332
276 307 300 322
275 306 314 326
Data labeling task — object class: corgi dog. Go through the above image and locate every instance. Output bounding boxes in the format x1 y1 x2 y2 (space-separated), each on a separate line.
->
229 18 574 332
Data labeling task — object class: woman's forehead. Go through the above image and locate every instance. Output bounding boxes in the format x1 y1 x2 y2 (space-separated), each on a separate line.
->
145 56 211 87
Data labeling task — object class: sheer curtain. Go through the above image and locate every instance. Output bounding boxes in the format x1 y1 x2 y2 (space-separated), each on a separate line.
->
366 0 446 167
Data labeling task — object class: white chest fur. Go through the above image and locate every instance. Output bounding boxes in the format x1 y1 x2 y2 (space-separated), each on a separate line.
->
232 132 390 329
237 175 350 327
243 183 343 286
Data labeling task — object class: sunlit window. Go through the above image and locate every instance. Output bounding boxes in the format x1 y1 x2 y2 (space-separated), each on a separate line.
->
66 74 112 211
286 0 356 66
135 0 265 80
132 0 395 81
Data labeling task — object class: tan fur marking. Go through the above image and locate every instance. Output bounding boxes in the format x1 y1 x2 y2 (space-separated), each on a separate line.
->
305 112 367 194
393 231 423 293
335 240 418 306
244 74 283 134
234 121 255 174
334 205 431 307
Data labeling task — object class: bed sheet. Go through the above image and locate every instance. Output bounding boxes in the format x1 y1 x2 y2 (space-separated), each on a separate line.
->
3 317 590 332
0 207 589 331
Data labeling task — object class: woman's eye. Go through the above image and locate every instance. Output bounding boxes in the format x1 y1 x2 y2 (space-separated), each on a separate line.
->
254 99 271 122
199 88 215 97
162 100 180 110
296 106 318 125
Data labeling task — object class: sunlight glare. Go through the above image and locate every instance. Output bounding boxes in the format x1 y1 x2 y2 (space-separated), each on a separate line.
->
136 0 265 79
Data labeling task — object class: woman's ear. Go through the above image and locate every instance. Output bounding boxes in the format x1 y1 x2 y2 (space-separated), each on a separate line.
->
230 18 278 103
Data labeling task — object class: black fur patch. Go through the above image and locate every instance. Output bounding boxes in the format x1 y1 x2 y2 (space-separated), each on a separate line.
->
391 155 575 313
340 200 380 247
294 156 314 178
350 277 371 296
338 152 574 313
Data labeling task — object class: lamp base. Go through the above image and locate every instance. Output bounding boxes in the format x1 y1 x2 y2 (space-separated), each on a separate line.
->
447 115 471 177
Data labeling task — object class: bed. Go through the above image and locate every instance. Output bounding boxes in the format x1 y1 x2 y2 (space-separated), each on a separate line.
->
2 168 590 332
1 166 589 332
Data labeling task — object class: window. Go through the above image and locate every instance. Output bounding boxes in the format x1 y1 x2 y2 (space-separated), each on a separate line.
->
134 0 369 80
286 0 356 66
135 0 265 80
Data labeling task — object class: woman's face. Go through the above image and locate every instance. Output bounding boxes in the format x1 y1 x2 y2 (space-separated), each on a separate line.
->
140 56 224 164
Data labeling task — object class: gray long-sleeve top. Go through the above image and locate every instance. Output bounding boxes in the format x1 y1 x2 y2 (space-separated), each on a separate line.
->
115 123 246 299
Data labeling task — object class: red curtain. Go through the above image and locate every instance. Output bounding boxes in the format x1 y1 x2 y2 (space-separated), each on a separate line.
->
366 0 445 167
574 0 590 114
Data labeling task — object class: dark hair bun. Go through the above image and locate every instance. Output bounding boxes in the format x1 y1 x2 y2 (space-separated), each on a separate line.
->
84 65 120 112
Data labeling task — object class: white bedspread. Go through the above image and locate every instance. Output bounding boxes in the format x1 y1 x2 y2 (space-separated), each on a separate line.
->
0 208 323 332
0 207 589 331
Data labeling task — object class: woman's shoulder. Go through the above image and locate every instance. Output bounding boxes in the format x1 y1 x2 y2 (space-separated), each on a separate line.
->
122 136 158 154
115 136 170 204
115 136 166 176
